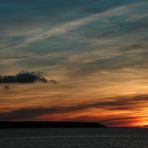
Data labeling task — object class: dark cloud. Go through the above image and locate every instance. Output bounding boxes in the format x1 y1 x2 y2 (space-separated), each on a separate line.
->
0 108 57 121
101 116 139 127
0 71 48 83
0 106 88 121
0 94 148 121
4 85 10 90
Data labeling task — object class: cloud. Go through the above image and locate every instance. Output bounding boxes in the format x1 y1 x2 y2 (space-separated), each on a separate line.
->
2 1 146 51
0 94 147 121
0 71 48 84
0 1 147 76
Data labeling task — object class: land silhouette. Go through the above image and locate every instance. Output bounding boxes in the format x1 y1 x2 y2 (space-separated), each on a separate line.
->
0 121 106 128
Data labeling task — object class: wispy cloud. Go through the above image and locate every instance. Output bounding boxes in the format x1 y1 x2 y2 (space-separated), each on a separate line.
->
0 94 147 121
0 0 148 127
1 1 146 51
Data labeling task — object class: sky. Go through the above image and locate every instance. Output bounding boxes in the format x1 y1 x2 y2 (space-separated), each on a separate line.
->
0 0 148 127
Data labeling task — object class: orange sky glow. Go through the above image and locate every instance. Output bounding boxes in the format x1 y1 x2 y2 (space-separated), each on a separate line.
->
0 0 148 127
0 80 148 127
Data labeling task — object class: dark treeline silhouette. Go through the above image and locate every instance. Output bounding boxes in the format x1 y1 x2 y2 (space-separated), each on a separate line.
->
0 121 106 128
0 72 48 83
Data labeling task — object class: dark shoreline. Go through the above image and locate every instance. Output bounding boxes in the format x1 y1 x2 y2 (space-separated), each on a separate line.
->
0 121 106 128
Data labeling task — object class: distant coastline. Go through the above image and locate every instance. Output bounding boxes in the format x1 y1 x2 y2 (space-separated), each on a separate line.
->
0 121 106 128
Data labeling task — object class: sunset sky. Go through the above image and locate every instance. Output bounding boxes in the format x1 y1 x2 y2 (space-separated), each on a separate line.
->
0 0 148 127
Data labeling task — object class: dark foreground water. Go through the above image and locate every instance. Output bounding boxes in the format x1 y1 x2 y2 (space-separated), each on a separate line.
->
0 128 148 148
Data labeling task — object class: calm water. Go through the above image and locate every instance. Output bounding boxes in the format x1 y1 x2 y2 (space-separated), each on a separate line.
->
0 128 148 148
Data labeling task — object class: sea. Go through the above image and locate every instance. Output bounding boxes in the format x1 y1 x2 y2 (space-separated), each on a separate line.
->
0 128 148 148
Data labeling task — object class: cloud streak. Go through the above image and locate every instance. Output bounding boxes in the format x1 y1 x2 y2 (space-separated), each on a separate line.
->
2 1 146 51
0 94 147 122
